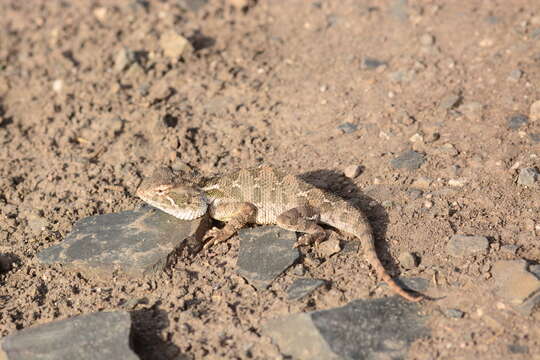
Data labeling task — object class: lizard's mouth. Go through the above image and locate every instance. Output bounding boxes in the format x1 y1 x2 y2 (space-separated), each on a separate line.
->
141 196 208 220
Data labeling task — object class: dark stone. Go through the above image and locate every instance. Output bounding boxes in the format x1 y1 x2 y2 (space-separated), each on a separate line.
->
361 57 386 69
287 278 327 300
337 122 358 134
236 226 299 290
390 150 426 170
0 311 138 360
37 206 207 279
507 114 528 130
508 344 529 354
264 296 429 360
529 133 540 143
444 309 464 318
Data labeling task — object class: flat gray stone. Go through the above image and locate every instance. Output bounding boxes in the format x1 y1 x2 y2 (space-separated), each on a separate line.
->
37 206 207 279
265 296 429 360
517 167 539 186
447 234 489 257
0 311 137 360
287 278 327 300
507 114 528 130
390 150 426 170
439 94 461 110
379 277 430 293
236 226 299 290
337 122 358 134
444 309 464 318
492 260 540 315
361 57 386 70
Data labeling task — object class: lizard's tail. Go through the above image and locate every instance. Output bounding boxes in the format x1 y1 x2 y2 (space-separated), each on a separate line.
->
358 229 423 302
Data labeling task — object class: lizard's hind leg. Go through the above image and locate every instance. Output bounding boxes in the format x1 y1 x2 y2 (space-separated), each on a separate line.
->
276 205 327 247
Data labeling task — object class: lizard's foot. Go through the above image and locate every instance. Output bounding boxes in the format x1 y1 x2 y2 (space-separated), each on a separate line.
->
203 227 232 250
294 231 327 248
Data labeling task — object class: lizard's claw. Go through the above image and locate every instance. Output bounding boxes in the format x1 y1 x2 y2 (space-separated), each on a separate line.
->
202 228 228 250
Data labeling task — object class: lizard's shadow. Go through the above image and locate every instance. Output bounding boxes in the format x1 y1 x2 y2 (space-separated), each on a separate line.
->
299 169 399 275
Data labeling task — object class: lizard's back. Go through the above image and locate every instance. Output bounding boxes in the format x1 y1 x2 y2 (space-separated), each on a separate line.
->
202 165 359 227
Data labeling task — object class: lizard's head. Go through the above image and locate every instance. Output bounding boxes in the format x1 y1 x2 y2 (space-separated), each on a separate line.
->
136 167 208 220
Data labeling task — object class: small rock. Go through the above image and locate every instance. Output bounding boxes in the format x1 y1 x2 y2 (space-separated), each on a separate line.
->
448 178 468 187
492 260 540 314
361 57 386 70
177 0 209 12
447 235 489 257
317 236 341 257
159 31 193 59
398 252 417 269
409 133 423 143
508 344 529 354
529 133 540 143
264 296 429 360
287 278 326 300
479 38 494 47
501 244 519 255
236 226 299 290
343 165 362 179
438 143 459 157
423 200 433 209
390 150 426 170
407 188 423 200
413 177 432 188
336 122 358 134
507 69 523 82
113 48 134 73
420 33 435 46
458 102 483 121
52 79 63 93
0 254 13 273
37 206 207 278
26 214 48 234
439 94 461 110
228 0 249 8
93 7 108 21
529 100 540 121
444 309 464 318
0 311 138 360
517 167 539 186
148 80 173 102
507 114 528 130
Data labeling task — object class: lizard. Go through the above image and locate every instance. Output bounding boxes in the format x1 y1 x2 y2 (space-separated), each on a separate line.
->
136 165 423 302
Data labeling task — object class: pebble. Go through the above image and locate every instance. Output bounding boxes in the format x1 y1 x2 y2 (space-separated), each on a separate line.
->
37 206 206 278
458 102 484 121
148 80 173 102
0 311 137 360
448 178 468 187
439 94 461 110
423 200 433 209
501 244 519 255
517 167 539 186
0 254 13 273
26 213 48 234
93 7 108 21
344 164 362 179
390 150 426 170
529 133 540 143
264 296 428 360
236 226 299 290
420 33 435 46
507 114 528 130
317 236 341 257
361 57 386 70
445 309 464 318
336 122 358 134
287 278 326 300
398 252 417 269
438 143 459 157
159 31 193 59
507 69 523 82
529 100 540 121
52 79 63 93
113 48 134 73
447 234 489 257
491 260 540 314
407 188 423 200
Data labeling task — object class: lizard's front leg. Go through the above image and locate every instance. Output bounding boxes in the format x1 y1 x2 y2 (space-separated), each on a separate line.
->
204 202 257 249
276 205 327 247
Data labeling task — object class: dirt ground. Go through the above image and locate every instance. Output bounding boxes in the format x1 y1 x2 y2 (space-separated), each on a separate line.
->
0 0 539 359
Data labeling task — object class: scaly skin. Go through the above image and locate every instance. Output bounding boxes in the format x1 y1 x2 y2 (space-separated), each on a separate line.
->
136 165 423 302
